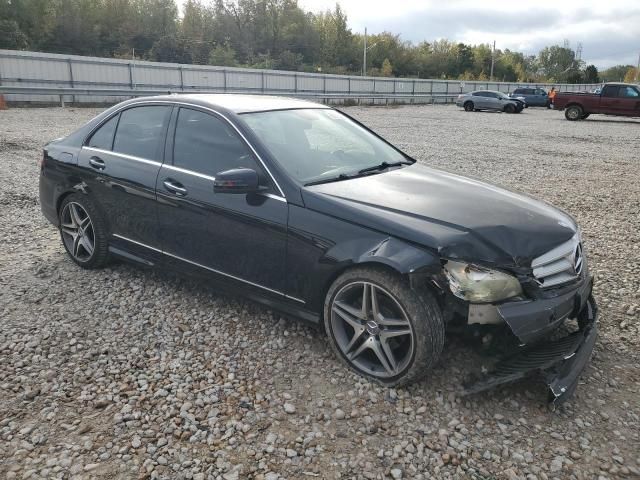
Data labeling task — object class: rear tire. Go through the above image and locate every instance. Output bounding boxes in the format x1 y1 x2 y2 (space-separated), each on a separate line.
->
58 194 110 269
565 105 583 121
463 101 474 112
324 267 445 387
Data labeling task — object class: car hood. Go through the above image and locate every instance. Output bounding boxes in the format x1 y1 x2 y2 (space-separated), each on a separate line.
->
303 164 577 268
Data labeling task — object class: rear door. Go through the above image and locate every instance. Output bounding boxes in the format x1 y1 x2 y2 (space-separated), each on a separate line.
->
616 85 640 116
78 104 171 261
600 85 620 114
155 106 289 294
472 91 491 109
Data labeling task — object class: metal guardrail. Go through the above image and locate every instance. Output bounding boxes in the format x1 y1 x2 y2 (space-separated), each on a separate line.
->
0 85 461 106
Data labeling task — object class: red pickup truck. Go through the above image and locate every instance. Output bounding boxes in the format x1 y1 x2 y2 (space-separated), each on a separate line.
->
553 82 640 120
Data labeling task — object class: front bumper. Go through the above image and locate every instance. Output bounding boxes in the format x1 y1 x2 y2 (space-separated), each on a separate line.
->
462 294 597 406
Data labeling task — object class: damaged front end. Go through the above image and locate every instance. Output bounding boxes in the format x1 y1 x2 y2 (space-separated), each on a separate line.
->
440 233 598 406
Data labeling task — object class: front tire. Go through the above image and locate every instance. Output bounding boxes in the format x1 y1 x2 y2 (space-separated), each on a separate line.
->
324 267 444 387
504 103 516 114
59 194 109 269
463 101 474 112
565 105 583 121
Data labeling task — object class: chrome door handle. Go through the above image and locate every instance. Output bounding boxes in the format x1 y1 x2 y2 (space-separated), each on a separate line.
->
163 180 187 196
89 156 105 170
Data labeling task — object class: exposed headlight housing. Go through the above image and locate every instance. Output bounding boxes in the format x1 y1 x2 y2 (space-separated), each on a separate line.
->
443 260 522 303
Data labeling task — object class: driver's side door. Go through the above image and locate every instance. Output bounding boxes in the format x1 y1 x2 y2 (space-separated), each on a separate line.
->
155 106 289 294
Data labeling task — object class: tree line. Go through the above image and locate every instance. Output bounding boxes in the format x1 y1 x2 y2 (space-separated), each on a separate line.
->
0 0 636 83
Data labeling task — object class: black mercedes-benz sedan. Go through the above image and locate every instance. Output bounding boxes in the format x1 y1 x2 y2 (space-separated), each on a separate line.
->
39 95 597 404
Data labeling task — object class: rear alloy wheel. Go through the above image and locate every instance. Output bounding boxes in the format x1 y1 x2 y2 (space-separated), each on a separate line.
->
504 103 516 114
324 267 444 387
59 194 109 269
565 105 583 121
463 101 474 112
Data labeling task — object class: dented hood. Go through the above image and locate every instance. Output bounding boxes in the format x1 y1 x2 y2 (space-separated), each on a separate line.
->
304 164 576 267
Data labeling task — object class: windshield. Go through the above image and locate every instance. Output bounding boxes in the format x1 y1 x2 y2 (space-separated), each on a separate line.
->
240 109 407 184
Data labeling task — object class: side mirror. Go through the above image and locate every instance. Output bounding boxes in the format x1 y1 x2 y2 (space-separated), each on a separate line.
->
213 168 264 194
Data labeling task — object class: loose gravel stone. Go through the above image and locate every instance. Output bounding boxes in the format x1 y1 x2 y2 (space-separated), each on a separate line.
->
0 105 638 480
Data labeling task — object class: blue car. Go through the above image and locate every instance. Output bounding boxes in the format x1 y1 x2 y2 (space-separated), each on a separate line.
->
509 87 551 107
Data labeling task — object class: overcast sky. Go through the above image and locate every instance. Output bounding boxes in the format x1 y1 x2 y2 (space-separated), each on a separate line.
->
298 0 640 68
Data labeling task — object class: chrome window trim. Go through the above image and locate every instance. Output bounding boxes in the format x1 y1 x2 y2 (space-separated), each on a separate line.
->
84 99 287 199
112 233 304 304
162 163 216 182
83 146 163 167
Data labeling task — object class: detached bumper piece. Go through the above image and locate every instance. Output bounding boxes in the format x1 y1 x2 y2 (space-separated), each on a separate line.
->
462 296 597 407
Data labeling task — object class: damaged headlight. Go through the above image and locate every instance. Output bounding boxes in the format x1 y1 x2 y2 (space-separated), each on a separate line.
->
443 260 522 303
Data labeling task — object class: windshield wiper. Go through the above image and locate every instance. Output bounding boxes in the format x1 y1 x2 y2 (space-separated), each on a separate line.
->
304 160 414 187
357 160 413 175
304 173 353 187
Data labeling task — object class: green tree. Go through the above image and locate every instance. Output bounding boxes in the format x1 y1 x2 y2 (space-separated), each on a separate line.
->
537 45 582 82
584 65 599 83
208 43 237 66
0 20 29 49
381 58 393 76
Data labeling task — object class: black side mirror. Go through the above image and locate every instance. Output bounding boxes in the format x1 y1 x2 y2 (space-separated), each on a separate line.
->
213 168 264 194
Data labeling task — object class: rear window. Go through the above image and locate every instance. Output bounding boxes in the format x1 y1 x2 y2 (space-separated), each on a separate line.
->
113 106 171 161
87 115 119 150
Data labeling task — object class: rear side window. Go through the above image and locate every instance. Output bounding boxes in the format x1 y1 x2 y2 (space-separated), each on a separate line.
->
87 115 119 150
602 85 619 97
513 88 524 94
113 106 171 161
173 108 261 177
472 91 488 97
619 86 639 98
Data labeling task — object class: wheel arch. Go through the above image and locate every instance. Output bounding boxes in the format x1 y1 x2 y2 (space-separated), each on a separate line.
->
315 237 445 322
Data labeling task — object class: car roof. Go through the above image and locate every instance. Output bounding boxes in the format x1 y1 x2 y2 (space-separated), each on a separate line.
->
140 93 329 114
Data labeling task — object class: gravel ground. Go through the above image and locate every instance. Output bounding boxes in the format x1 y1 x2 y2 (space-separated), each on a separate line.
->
1 104 639 480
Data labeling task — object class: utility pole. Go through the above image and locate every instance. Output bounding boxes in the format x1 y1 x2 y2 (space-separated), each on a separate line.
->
490 40 495 81
363 27 367 76
636 52 640 82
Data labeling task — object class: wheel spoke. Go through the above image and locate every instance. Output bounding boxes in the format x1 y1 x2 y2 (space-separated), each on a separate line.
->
79 215 91 230
72 234 82 257
69 203 82 227
347 337 371 361
377 316 409 327
370 338 395 375
361 283 371 318
370 284 380 319
80 236 94 256
332 301 365 329
344 328 366 354
379 337 398 373
61 226 77 237
380 328 412 340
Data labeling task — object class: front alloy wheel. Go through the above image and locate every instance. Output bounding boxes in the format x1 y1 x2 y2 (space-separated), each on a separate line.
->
331 281 414 378
324 268 444 387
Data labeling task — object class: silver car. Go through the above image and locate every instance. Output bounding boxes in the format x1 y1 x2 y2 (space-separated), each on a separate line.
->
456 90 524 113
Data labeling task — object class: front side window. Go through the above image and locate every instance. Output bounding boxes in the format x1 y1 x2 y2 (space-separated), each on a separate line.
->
113 106 170 161
241 109 406 184
472 91 489 97
173 108 260 177
619 86 639 98
87 114 119 150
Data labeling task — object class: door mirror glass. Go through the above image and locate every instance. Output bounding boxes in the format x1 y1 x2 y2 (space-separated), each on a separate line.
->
214 168 263 194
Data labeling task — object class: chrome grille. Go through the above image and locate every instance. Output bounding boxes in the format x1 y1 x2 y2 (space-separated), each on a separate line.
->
532 234 584 288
